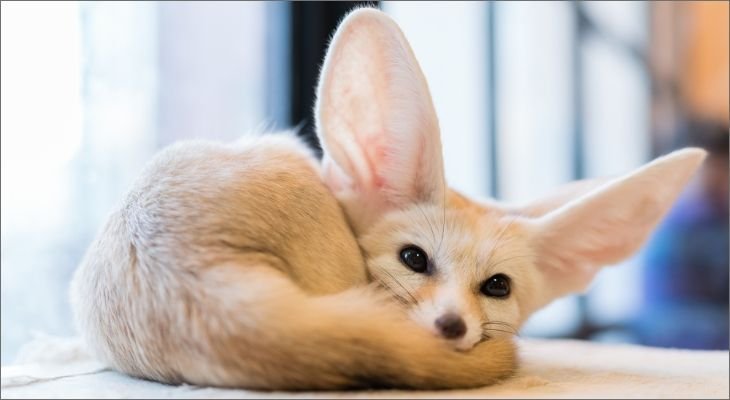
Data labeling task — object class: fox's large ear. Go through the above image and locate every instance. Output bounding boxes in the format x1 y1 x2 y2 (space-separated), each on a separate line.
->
523 148 706 311
315 8 445 234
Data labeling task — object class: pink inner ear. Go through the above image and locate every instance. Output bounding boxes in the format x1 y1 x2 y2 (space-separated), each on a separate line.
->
357 131 388 190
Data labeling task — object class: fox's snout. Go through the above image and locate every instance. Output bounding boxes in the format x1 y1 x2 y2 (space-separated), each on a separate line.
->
435 312 467 339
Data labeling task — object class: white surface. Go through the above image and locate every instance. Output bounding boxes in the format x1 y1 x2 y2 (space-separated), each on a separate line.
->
2 334 728 399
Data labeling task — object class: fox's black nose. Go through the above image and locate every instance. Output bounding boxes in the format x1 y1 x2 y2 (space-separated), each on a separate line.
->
435 313 467 339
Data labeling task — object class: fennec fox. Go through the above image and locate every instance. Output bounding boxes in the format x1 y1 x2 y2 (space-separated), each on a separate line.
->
70 8 706 390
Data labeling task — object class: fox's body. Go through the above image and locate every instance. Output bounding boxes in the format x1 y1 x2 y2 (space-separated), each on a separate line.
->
70 134 515 389
71 8 706 391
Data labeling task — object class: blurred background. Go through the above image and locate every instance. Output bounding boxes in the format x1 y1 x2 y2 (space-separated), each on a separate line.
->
1 1 728 363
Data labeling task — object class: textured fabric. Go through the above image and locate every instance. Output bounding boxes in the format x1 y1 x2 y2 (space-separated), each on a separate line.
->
2 334 728 399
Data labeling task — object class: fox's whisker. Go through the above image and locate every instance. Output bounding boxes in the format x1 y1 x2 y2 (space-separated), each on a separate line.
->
482 320 517 328
482 322 518 333
438 182 447 254
414 202 438 246
378 267 421 305
481 327 519 337
374 280 411 307
482 216 519 269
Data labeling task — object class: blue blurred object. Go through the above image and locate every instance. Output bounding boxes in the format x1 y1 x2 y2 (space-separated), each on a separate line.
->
632 123 729 350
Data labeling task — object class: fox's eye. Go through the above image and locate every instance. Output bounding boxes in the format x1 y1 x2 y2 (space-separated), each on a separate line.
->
399 245 429 273
481 274 510 298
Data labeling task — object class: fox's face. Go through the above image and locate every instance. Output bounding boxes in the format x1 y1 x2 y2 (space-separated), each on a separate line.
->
315 9 706 349
360 197 533 350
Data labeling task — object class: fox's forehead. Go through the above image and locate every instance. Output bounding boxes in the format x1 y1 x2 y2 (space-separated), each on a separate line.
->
437 206 530 276
445 189 526 242
365 192 531 270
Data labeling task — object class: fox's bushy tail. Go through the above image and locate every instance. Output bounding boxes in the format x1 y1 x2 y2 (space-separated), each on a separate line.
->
74 240 516 390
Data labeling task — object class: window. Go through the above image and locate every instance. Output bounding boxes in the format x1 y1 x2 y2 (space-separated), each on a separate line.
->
1 1 275 363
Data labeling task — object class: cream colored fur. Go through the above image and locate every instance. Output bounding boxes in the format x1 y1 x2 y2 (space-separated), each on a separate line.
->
70 8 706 391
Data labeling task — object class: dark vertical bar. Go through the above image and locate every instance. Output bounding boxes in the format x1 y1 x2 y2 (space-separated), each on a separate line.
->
265 1 291 131
289 2 378 158
572 1 586 181
487 1 500 198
